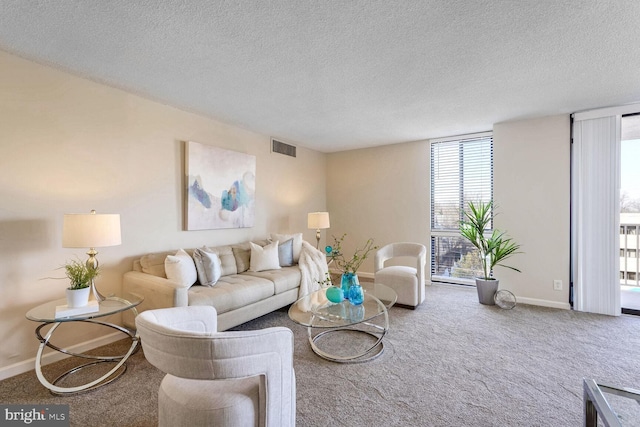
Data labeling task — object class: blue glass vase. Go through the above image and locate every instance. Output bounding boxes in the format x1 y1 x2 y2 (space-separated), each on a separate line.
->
341 272 359 300
348 283 364 305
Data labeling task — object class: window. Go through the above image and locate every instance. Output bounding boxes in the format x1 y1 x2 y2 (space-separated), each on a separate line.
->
430 132 493 284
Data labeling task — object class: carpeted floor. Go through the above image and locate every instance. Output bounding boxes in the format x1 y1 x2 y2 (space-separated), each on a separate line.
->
2 284 640 426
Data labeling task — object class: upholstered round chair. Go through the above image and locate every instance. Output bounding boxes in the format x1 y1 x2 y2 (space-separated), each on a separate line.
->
135 306 296 427
374 242 427 309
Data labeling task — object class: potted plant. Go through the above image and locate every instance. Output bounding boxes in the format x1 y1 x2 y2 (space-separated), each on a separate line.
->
459 201 521 305
329 234 378 305
62 258 99 308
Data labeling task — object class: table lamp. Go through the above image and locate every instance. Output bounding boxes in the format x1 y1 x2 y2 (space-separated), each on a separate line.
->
307 212 330 249
62 210 121 301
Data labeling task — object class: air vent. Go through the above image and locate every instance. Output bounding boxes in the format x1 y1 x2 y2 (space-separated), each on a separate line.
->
271 138 296 158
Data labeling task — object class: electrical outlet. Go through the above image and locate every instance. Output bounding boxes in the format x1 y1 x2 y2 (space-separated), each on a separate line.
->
553 279 563 291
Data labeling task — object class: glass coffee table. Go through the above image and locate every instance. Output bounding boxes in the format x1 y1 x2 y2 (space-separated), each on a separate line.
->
288 283 397 363
25 294 143 395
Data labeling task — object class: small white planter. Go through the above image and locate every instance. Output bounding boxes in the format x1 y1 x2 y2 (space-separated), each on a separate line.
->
65 287 91 308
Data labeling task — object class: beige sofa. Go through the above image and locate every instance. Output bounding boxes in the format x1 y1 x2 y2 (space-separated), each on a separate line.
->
123 235 307 331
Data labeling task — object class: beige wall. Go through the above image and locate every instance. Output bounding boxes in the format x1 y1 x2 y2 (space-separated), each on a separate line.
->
0 50 326 378
493 114 571 309
327 115 572 310
326 141 430 276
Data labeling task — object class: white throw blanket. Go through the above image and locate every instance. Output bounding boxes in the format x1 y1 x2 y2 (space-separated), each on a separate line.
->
298 241 329 298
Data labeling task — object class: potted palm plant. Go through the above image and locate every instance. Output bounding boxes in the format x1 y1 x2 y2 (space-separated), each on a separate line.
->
459 201 521 305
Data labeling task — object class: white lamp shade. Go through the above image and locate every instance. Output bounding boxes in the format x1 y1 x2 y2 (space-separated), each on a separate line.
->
62 212 122 248
308 212 330 229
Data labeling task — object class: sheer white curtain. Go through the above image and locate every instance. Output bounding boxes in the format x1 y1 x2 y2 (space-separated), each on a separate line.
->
572 114 621 315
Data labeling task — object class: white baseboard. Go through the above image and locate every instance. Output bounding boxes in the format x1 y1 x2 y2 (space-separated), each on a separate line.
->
328 269 374 280
431 282 571 310
516 296 571 310
356 271 374 280
0 332 124 381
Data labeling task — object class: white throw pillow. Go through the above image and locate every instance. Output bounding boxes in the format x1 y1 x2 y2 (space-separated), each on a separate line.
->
249 241 281 272
165 249 197 288
193 247 222 287
270 233 303 262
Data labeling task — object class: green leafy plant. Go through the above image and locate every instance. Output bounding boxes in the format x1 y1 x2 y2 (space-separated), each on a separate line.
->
459 201 521 280
329 233 378 274
62 258 99 290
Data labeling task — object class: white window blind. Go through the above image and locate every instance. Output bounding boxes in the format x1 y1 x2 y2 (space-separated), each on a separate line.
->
571 115 621 316
430 133 493 283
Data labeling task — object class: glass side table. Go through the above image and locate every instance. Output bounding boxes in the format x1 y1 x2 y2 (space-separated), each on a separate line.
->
25 294 143 395
584 378 640 426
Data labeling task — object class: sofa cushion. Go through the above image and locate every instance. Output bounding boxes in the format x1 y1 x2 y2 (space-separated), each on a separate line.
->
188 275 275 314
243 266 301 295
252 239 270 247
140 251 174 277
165 249 197 288
271 233 303 262
193 248 222 287
249 241 281 272
231 245 251 273
203 245 237 276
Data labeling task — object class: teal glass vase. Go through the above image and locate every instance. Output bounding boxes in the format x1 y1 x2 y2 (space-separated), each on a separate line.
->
341 272 359 300
348 283 364 305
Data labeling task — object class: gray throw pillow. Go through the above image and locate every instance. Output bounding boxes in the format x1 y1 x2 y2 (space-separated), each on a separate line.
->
271 233 303 262
278 238 294 267
192 248 222 287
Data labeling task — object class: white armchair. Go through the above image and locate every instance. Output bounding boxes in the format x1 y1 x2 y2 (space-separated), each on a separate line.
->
374 242 427 309
135 306 296 427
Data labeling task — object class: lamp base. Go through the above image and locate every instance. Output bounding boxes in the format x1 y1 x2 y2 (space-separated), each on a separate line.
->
91 280 106 302
86 249 107 302
315 229 321 249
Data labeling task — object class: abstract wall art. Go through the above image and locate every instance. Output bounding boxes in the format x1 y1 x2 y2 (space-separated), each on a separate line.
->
185 141 256 230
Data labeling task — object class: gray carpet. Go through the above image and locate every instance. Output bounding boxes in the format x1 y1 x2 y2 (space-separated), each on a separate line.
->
2 284 640 426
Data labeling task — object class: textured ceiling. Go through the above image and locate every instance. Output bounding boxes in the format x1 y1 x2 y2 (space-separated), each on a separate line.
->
1 1 640 152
